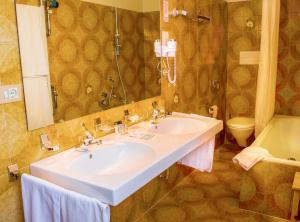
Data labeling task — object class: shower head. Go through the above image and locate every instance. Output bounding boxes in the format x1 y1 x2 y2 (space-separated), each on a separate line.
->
49 0 59 9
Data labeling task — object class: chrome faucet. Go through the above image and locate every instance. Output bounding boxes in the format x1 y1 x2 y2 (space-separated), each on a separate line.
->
151 102 161 128
152 102 160 120
77 123 102 152
124 109 130 123
81 123 94 146
99 77 118 109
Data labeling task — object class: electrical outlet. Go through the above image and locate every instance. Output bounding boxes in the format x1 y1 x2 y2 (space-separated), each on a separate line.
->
4 87 18 99
0 84 22 104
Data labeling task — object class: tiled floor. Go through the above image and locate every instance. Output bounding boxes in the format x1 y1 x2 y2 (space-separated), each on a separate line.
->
137 145 289 222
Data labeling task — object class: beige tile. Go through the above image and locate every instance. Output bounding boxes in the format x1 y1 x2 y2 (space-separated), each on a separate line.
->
287 0 300 13
265 163 296 195
228 1 253 18
0 173 23 222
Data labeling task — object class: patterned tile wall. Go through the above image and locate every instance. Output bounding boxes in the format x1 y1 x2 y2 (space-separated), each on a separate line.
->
111 164 193 222
276 0 300 116
160 0 228 144
226 0 261 119
143 11 161 99
0 2 167 221
240 161 298 219
0 93 165 222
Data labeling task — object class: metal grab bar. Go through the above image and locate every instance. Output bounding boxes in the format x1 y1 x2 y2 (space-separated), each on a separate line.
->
51 85 58 113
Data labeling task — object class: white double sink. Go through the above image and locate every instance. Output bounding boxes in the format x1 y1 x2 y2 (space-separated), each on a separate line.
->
30 113 223 206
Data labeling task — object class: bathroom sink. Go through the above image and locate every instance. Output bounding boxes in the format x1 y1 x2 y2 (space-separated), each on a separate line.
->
30 113 223 206
31 141 158 206
69 142 155 175
148 117 208 135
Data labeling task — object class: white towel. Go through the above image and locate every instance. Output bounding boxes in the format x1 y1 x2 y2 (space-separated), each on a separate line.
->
179 137 215 172
232 146 272 171
21 174 110 222
16 4 50 76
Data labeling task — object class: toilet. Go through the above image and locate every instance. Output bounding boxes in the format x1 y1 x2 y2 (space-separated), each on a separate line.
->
227 117 255 147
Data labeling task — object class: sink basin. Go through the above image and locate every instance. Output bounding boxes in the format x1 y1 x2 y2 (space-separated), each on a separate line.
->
148 117 208 135
69 142 155 175
31 141 158 206
31 113 223 206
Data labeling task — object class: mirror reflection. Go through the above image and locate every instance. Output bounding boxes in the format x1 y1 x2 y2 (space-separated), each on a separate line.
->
46 0 161 122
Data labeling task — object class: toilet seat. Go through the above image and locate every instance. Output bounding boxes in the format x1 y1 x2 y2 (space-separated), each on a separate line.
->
227 117 255 130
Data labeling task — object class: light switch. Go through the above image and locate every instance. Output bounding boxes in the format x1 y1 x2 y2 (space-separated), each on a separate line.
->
0 84 22 104
3 90 9 99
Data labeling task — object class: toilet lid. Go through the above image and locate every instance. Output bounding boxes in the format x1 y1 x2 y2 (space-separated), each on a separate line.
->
227 117 255 129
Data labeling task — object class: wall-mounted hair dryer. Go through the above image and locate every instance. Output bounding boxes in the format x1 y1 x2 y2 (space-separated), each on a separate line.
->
154 38 177 85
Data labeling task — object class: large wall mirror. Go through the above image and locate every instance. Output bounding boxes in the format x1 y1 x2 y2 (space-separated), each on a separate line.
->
16 0 161 129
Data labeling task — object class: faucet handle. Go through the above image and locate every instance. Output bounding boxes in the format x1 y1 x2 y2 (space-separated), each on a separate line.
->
165 110 172 116
152 101 158 108
124 109 132 123
81 122 87 131
81 122 94 139
114 120 123 125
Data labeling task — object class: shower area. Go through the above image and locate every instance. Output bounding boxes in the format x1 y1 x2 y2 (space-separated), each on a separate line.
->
225 0 300 143
229 0 300 220
161 0 263 146
46 0 161 122
160 0 228 119
113 7 127 105
164 0 287 147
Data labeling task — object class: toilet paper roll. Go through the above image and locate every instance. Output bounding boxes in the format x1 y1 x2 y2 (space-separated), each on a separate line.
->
209 105 218 118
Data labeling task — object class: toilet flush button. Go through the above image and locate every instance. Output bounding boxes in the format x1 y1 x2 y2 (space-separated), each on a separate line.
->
3 90 9 99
